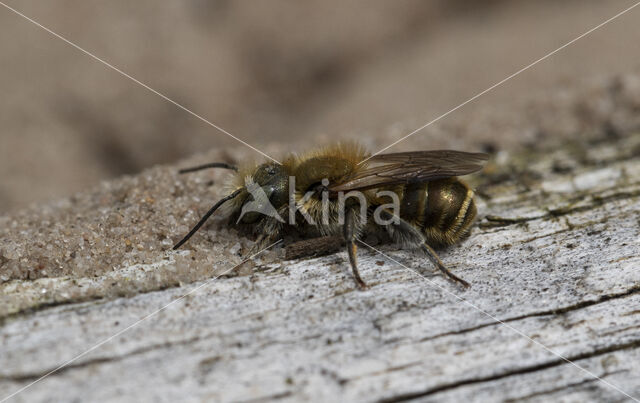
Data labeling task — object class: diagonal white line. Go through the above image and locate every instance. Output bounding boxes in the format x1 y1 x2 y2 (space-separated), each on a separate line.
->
0 239 283 403
0 1 281 165
358 240 640 402
360 1 640 165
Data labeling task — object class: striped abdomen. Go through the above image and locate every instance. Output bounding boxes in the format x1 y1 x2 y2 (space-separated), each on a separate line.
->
397 178 477 247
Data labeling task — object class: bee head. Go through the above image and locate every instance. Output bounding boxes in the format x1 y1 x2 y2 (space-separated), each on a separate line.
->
235 163 289 224
252 163 289 205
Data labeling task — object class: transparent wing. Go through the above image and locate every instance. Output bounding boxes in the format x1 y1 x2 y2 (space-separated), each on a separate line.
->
329 150 489 192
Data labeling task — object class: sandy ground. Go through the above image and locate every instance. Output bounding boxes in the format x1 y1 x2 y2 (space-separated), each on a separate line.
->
1 0 639 212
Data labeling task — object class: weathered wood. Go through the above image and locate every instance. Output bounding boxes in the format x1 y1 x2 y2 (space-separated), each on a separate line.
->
1 132 639 402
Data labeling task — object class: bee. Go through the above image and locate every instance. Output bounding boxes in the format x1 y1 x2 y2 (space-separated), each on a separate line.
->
173 143 488 289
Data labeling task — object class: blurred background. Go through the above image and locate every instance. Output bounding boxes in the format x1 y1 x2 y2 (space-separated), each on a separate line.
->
1 0 639 213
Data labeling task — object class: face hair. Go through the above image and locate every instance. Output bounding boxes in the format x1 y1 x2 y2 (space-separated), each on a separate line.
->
173 188 243 250
178 162 238 174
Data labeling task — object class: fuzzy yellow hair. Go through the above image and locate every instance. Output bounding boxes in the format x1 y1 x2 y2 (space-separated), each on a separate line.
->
222 142 371 221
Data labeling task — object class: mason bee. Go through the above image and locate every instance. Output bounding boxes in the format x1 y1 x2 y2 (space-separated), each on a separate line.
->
173 143 488 289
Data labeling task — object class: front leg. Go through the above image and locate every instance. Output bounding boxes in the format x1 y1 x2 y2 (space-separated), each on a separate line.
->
344 208 367 289
248 216 283 255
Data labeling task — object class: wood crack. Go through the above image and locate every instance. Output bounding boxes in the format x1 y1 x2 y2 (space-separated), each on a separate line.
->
0 335 202 383
376 339 640 402
481 189 639 229
415 285 640 343
504 370 627 402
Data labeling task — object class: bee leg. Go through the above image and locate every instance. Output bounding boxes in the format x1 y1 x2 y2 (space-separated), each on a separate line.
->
249 233 269 254
247 217 283 255
347 241 367 289
421 243 470 288
344 208 367 289
380 209 470 288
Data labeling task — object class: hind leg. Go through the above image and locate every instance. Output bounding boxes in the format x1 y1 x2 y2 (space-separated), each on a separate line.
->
379 209 470 288
420 243 470 288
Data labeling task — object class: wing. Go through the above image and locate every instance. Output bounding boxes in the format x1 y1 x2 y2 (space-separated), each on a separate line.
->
329 150 489 192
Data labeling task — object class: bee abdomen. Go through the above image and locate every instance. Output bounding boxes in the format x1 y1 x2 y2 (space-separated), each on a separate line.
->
418 178 476 247
398 183 428 225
